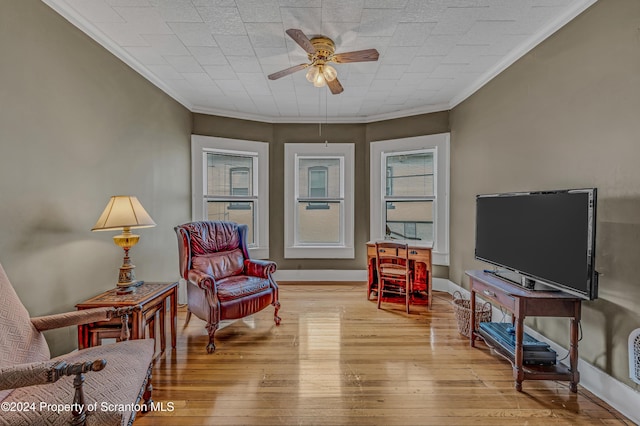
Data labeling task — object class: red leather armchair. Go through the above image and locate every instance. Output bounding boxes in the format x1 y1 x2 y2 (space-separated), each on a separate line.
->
175 221 281 353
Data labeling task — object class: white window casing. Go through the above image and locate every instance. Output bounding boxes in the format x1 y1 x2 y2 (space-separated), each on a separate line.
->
370 133 450 266
191 135 269 259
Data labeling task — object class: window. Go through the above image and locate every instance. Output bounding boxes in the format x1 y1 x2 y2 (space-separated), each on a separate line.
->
192 135 269 258
370 134 449 265
285 143 354 259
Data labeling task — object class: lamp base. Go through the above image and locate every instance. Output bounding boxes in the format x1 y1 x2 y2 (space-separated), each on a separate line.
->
116 281 143 295
115 241 144 294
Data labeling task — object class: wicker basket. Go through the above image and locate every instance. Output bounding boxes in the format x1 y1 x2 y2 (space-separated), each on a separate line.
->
452 291 492 337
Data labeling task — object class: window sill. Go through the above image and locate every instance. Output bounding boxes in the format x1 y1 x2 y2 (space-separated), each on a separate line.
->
284 245 354 259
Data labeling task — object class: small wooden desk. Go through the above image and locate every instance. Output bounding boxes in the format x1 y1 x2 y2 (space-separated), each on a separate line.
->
76 282 178 356
466 270 582 392
366 240 433 308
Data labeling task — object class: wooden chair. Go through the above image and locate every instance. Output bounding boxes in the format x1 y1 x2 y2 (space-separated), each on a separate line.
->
375 241 413 314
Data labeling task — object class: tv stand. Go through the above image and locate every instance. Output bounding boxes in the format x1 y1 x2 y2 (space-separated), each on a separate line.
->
466 270 582 392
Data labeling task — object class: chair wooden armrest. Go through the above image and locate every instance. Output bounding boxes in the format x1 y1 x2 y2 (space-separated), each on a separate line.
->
0 359 105 391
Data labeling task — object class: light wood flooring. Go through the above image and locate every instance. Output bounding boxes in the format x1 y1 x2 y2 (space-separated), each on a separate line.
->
134 283 633 425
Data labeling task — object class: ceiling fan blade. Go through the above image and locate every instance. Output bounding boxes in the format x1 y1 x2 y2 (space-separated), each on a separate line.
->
285 29 316 54
267 63 309 80
332 49 380 63
327 77 344 95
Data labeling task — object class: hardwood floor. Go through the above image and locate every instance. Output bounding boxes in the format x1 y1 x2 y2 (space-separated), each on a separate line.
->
134 283 632 425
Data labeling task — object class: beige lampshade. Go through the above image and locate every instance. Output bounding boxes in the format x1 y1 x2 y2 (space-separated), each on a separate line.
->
92 196 156 231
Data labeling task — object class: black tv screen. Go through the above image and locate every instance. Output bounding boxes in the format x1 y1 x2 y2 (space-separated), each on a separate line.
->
475 188 598 300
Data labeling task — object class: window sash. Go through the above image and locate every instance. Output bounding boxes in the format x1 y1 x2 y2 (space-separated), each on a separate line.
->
285 143 354 259
294 155 345 246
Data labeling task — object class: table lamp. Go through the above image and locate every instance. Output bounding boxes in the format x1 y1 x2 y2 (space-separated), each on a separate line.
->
92 195 156 294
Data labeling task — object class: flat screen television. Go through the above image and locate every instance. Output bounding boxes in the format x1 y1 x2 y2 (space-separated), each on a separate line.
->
475 188 598 300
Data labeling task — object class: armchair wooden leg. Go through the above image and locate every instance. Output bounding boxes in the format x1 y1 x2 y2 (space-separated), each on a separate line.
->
273 301 281 326
142 367 153 412
184 310 192 327
205 322 218 353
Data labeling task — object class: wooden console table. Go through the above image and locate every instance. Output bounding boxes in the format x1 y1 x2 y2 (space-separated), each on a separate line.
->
76 282 178 357
367 241 433 308
466 270 582 392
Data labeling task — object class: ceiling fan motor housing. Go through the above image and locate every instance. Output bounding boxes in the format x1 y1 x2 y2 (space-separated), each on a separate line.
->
308 36 336 64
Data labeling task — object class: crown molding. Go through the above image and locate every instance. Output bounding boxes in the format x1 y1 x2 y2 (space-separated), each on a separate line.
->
191 102 451 124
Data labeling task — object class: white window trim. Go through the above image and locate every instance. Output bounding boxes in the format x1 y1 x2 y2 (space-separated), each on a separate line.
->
285 143 355 259
370 133 450 266
191 135 269 259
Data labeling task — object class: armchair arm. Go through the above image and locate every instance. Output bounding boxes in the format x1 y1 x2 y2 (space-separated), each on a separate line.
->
188 269 217 292
31 307 113 331
0 359 105 391
30 306 139 332
244 259 277 278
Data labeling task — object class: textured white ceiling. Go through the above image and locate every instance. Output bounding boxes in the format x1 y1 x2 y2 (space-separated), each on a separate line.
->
43 0 595 123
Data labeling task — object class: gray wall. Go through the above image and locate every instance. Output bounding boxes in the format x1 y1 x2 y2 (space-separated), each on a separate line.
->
0 0 192 355
450 0 640 386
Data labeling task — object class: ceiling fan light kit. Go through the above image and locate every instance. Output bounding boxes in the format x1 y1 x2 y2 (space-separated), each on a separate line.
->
268 29 379 95
306 64 337 88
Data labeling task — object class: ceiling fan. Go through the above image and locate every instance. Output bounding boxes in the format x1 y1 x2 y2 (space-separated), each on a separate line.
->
268 29 379 95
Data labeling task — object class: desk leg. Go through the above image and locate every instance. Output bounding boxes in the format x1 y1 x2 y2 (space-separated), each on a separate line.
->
427 266 432 310
514 315 525 392
367 257 376 300
170 287 177 349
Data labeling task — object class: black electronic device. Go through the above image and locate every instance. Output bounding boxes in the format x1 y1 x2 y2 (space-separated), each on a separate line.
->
475 188 598 300
478 322 557 365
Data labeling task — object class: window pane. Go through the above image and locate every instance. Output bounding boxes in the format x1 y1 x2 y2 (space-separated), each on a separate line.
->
297 201 341 243
207 201 255 244
206 153 253 196
298 158 340 198
385 152 434 197
230 167 250 196
385 201 433 242
309 167 327 198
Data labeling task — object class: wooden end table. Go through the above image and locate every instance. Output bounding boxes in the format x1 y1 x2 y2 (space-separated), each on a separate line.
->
76 282 178 356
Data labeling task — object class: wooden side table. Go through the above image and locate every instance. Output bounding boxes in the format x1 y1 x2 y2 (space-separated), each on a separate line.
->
466 270 582 392
76 282 178 356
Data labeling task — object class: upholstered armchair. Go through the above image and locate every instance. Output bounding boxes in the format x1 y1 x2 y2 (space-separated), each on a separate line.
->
175 221 281 353
0 262 154 426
